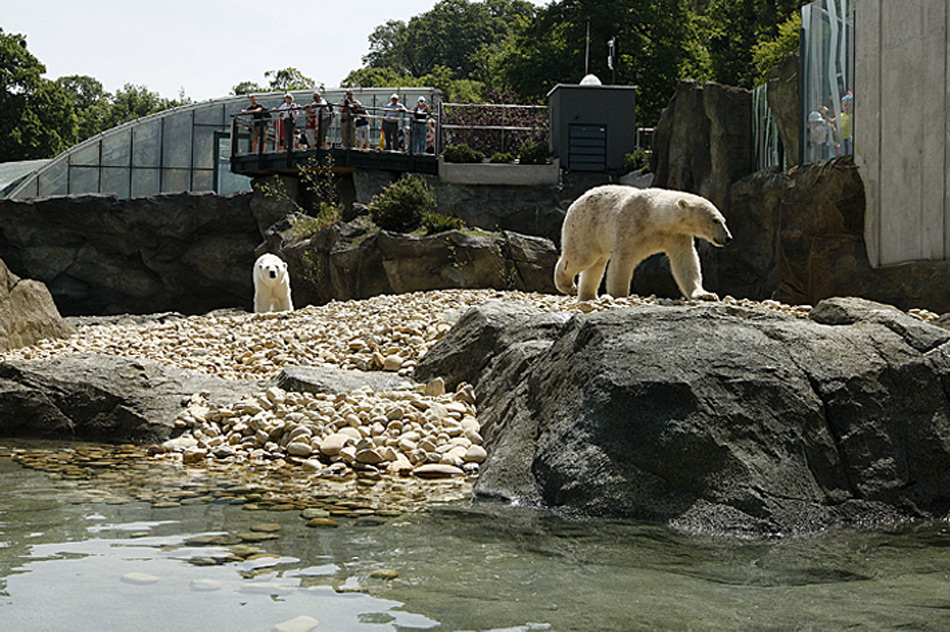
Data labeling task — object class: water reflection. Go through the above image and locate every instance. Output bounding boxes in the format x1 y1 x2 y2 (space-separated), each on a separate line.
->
2 449 950 631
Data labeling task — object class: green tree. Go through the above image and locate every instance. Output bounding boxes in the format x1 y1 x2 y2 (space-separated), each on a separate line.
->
0 29 79 160
701 0 801 87
56 74 111 142
264 67 316 91
104 83 173 128
497 0 706 124
232 80 265 96
751 10 801 84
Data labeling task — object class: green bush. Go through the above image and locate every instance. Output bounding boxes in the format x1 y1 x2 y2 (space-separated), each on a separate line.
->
421 213 466 235
488 151 516 164
442 143 485 163
517 139 550 165
623 147 652 175
368 174 436 233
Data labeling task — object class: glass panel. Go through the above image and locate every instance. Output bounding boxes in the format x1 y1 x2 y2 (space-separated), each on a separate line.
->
101 129 131 167
801 0 854 164
131 168 159 198
133 119 161 168
162 111 193 168
71 141 100 166
37 161 67 197
192 169 213 192
216 135 252 194
101 167 130 198
161 168 190 193
193 127 215 169
195 104 223 126
69 166 99 194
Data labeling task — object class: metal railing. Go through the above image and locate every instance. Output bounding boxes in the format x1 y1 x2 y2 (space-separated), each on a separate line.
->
439 102 549 157
231 102 440 158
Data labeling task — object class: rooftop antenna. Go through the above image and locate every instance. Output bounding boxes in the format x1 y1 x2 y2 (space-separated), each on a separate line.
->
585 20 591 76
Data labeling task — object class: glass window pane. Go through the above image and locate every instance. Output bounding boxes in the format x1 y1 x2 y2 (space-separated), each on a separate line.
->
102 129 131 167
195 104 223 126
162 112 192 168
69 166 99 194
193 127 215 169
192 169 213 192
71 141 100 166
38 161 67 197
133 119 161 168
101 167 130 198
131 168 159 198
161 168 190 193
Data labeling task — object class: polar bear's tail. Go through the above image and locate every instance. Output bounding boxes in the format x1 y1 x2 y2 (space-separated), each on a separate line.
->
554 256 577 295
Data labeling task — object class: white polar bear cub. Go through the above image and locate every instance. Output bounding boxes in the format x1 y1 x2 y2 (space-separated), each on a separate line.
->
253 253 294 313
554 185 732 302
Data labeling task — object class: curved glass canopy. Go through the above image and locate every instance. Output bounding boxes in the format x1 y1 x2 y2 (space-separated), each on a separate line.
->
6 88 435 201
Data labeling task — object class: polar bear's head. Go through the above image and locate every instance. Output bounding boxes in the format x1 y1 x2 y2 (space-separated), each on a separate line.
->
676 195 733 247
254 253 288 285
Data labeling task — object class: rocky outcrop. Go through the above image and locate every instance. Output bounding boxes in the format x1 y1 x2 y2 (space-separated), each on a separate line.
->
717 157 950 314
652 80 753 212
415 298 950 535
266 218 559 307
0 192 262 316
0 258 75 351
766 51 800 166
0 354 417 443
0 354 265 442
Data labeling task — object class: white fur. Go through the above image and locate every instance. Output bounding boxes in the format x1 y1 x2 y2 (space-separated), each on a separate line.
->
253 253 293 313
554 185 732 301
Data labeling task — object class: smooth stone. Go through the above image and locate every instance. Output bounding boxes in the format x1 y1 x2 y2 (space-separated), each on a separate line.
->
162 436 198 452
250 523 282 533
306 517 340 528
272 615 320 632
121 572 160 585
370 569 400 580
287 442 312 457
413 463 466 479
464 444 488 463
355 448 385 465
319 433 349 456
383 355 404 371
190 579 223 592
182 447 207 464
424 377 445 397
301 508 330 519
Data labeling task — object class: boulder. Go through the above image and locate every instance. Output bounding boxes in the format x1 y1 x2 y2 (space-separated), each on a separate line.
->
0 191 261 316
0 258 75 351
415 299 950 535
765 50 801 166
273 220 560 307
0 353 265 442
652 80 753 212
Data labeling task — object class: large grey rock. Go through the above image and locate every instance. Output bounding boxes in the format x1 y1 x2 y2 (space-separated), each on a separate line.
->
0 354 265 442
766 51 800 166
0 191 261 316
272 220 560 307
415 299 950 535
0 258 75 351
272 365 413 395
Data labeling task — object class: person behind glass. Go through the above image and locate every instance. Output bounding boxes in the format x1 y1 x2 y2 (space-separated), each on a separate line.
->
353 100 370 150
240 95 268 153
339 90 357 149
310 90 332 149
383 93 407 151
274 93 298 152
839 91 853 155
411 96 432 155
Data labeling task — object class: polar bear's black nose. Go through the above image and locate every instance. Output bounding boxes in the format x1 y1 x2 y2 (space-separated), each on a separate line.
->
269 270 277 278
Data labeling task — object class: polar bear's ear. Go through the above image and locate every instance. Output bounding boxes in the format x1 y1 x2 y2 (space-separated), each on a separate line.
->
676 198 690 210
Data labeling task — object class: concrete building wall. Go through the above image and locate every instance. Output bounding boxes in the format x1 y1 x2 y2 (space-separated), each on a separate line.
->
856 0 950 266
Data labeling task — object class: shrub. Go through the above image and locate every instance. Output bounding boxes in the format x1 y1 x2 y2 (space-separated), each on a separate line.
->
421 213 466 235
489 151 516 163
517 139 550 165
624 147 652 175
442 143 485 163
368 174 436 233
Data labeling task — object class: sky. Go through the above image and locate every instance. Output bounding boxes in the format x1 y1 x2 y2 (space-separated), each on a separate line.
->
3 0 548 102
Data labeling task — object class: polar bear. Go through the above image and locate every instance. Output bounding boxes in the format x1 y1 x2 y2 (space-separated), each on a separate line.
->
554 185 732 301
253 253 294 313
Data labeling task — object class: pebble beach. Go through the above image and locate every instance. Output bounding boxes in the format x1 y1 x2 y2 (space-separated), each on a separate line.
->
0 289 939 520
